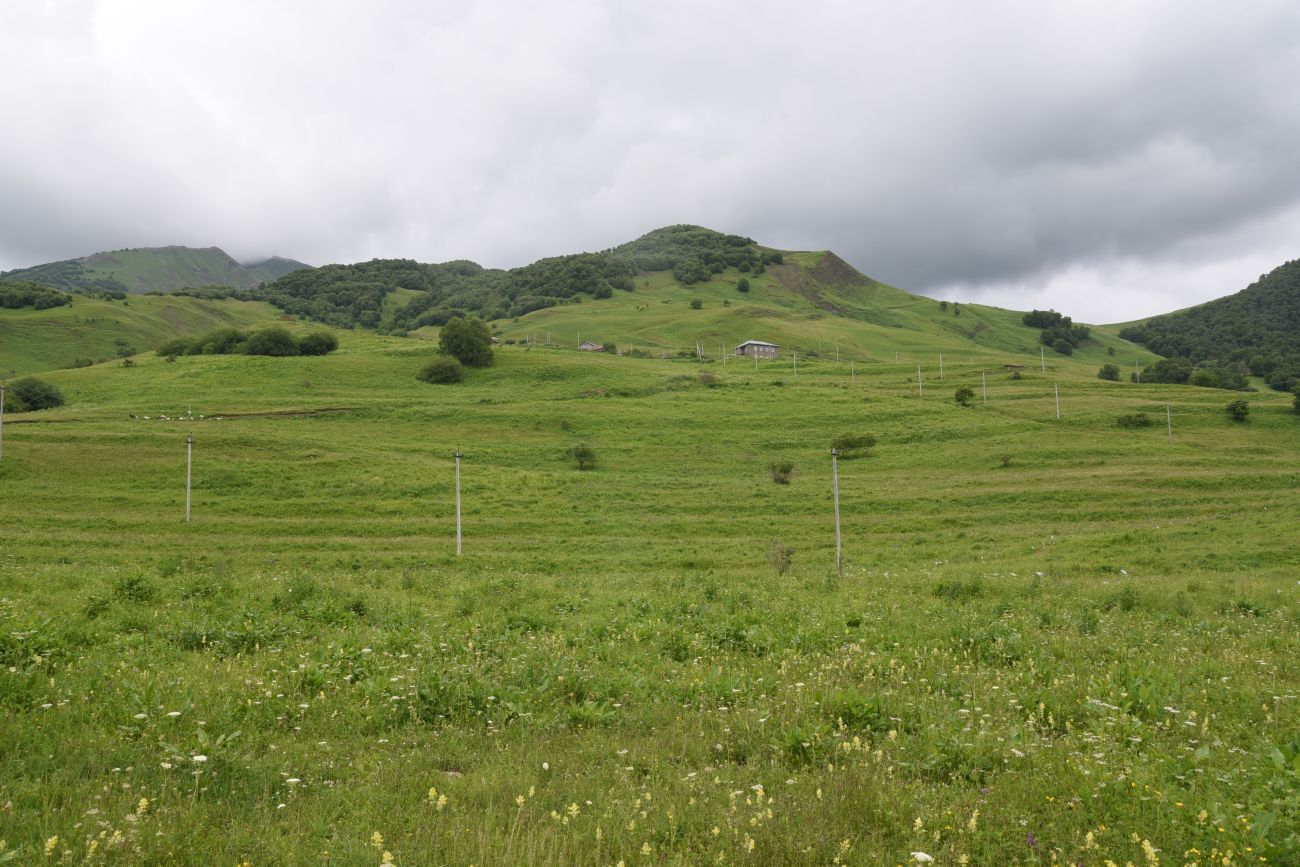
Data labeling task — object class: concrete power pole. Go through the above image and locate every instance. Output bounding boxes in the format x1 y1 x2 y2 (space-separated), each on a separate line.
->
831 448 842 578
454 449 462 556
185 436 193 523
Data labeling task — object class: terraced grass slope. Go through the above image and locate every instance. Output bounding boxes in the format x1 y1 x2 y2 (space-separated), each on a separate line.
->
0 293 283 376
0 330 1296 864
1 246 309 294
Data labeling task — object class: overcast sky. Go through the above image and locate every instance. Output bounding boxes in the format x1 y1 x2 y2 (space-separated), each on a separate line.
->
2 1 1298 322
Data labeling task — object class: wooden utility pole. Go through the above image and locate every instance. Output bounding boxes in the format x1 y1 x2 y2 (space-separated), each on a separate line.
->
917 363 923 397
185 436 193 523
831 448 842 577
1040 347 1045 372
939 354 944 381
454 449 462 556
1054 384 1060 419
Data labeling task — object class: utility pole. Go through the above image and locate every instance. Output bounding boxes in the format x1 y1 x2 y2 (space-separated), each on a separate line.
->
917 363 923 397
939 354 944 381
1040 346 1045 372
0 385 5 461
1135 361 1141 384
1054 384 1060 419
836 344 840 363
1167 403 1172 442
185 436 193 523
850 359 855 386
982 370 987 404
454 448 462 556
831 448 842 578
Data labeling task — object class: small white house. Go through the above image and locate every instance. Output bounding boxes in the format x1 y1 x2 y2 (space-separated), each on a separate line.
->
578 340 605 352
735 340 779 359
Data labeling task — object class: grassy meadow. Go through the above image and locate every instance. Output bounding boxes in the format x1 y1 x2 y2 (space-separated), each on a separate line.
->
1 321 1298 865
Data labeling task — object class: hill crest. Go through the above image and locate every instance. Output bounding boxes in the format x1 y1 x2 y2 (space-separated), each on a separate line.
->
1 245 310 294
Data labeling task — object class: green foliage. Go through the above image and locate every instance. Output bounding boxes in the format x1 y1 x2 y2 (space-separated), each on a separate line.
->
689 299 703 310
6 376 64 412
954 385 975 406
768 540 795 576
939 301 948 311
1293 387 1300 413
830 433 876 459
297 331 339 356
1024 309 1090 352
565 443 597 470
189 327 248 355
1052 337 1073 355
736 277 750 293
768 460 795 484
1226 398 1250 421
240 327 301 357
438 316 494 367
416 356 464 384
1098 363 1120 381
1125 259 1300 389
0 280 72 309
1116 413 1153 428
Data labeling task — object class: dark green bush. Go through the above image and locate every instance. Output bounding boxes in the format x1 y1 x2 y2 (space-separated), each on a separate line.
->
297 331 339 356
241 327 301 357
6 377 64 412
188 327 247 355
737 277 750 293
156 337 193 356
565 444 597 470
1098 363 1120 381
1117 413 1153 428
1226 399 1249 421
830 433 876 459
416 356 464 384
954 385 975 406
768 460 795 484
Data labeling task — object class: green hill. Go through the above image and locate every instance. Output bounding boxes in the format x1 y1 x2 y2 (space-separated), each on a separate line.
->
1 246 310 294
0 293 284 377
1112 258 1300 391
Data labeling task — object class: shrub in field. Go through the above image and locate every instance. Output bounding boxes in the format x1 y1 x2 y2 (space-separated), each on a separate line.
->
6 377 64 412
768 460 795 484
830 433 875 459
297 331 339 356
737 277 750 292
1117 413 1153 428
439 316 494 367
1098 363 1121 381
188 327 247 355
768 540 795 576
689 298 703 310
954 385 975 406
565 444 597 470
1226 398 1250 421
417 357 464 384
998 454 1013 467
697 371 718 387
241 327 301 356
156 337 193 357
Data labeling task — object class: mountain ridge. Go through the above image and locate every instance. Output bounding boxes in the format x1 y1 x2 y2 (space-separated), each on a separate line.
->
0 245 311 294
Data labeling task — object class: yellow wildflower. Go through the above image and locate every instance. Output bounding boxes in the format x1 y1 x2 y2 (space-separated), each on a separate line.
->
370 831 384 850
44 836 59 857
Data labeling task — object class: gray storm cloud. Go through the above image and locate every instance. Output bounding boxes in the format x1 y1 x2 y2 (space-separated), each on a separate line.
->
2 0 1298 322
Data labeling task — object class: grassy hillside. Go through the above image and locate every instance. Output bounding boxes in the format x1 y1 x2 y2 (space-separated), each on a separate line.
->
493 251 1158 368
0 293 283 377
0 330 1295 864
1 246 310 294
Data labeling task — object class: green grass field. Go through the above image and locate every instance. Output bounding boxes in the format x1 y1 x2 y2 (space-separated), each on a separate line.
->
0 316 1296 865
0 294 283 377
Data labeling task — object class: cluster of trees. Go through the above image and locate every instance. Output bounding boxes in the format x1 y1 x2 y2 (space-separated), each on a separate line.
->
3 377 64 412
254 226 777 331
1120 259 1300 392
1022 309 1091 355
156 327 338 358
1134 357 1249 390
0 280 71 309
0 259 130 294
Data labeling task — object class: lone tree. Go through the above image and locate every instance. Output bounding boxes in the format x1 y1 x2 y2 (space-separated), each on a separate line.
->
1098 363 1120 381
954 385 975 407
439 316 494 367
1226 398 1250 422
737 277 750 293
417 356 463 384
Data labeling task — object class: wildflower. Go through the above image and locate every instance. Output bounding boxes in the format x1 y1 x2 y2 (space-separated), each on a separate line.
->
913 817 924 832
743 835 755 852
44 836 59 857
1141 839 1159 864
371 831 384 850
1085 831 1097 849
515 795 525 807
191 755 208 764
911 853 934 864
380 851 395 866
640 842 652 856
138 797 150 816
967 809 979 833
567 803 580 818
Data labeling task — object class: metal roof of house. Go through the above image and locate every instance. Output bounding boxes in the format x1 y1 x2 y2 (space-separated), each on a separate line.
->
735 340 779 348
